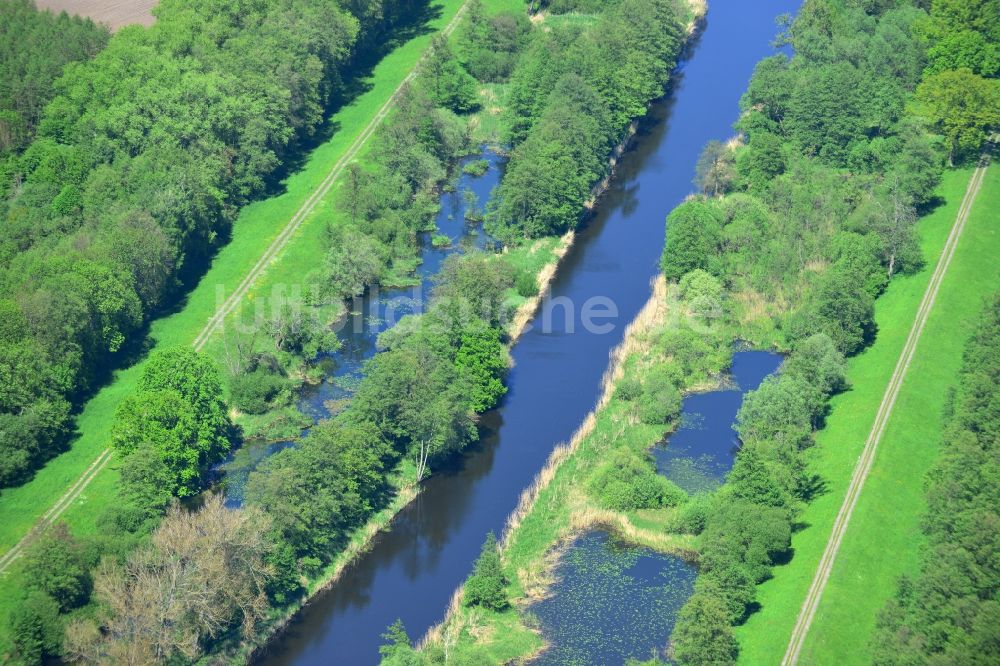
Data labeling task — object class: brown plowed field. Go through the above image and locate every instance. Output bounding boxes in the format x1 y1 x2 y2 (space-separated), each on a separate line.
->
35 0 155 30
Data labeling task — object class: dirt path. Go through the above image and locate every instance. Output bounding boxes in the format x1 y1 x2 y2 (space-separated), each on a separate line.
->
0 2 470 575
781 149 993 665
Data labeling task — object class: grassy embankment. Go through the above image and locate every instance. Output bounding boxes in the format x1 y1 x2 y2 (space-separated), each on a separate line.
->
736 164 1000 664
0 0 470 644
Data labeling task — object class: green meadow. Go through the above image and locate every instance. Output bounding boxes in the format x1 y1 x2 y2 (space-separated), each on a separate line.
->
736 165 1000 664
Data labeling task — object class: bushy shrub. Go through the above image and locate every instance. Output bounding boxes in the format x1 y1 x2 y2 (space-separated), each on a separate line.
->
590 450 686 511
672 493 714 535
230 369 289 415
637 382 682 425
464 532 507 611
661 200 723 281
679 269 725 319
10 590 62 664
515 268 539 299
21 523 90 612
462 159 489 177
615 375 642 401
658 327 729 383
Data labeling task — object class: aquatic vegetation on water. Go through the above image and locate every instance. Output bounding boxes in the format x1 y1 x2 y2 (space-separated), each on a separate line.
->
531 531 697 665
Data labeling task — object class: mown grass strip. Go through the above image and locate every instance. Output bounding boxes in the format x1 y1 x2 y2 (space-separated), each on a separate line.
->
734 165 998 664
794 163 1000 664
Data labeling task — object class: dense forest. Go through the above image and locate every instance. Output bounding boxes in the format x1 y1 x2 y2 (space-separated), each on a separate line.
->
871 292 1000 663
0 0 110 489
0 0 107 160
487 0 685 239
0 0 400 491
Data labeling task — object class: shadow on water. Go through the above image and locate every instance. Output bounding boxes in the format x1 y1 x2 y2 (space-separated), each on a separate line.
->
258 2 802 664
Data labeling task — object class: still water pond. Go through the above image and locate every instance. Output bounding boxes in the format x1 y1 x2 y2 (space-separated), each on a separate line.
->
531 531 697 665
530 350 780 664
653 350 783 494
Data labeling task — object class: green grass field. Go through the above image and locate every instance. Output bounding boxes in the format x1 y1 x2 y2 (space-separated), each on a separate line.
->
735 164 1000 664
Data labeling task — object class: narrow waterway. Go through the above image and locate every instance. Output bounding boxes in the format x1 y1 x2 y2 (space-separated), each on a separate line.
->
654 349 783 494
260 2 799 663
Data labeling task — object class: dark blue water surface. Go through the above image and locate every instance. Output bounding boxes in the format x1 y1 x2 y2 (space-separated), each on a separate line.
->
260 2 800 663
220 151 503 505
653 349 783 494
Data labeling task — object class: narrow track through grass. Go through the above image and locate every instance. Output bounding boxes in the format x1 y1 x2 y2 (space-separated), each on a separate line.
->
737 160 999 664
782 150 992 665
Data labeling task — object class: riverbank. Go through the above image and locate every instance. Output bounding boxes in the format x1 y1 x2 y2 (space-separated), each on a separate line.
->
417 276 745 661
226 81 672 662
229 223 578 664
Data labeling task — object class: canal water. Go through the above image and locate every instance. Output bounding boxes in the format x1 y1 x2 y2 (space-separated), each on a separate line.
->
260 1 800 663
220 151 504 505
529 350 781 664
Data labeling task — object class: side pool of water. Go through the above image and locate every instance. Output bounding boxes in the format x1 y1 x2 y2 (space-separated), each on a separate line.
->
530 351 781 663
218 149 504 505
653 350 783 493
531 531 698 665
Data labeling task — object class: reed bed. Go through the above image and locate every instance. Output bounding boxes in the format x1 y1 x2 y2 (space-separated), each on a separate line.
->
501 277 667 547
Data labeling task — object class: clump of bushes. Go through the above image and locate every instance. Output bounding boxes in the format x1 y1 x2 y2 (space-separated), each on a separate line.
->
671 334 847 663
514 267 539 298
589 449 686 512
615 374 642 401
230 367 291 415
464 532 508 611
462 159 490 177
637 365 683 426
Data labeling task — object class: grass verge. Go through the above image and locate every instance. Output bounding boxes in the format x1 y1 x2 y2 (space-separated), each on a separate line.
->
735 165 1000 664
